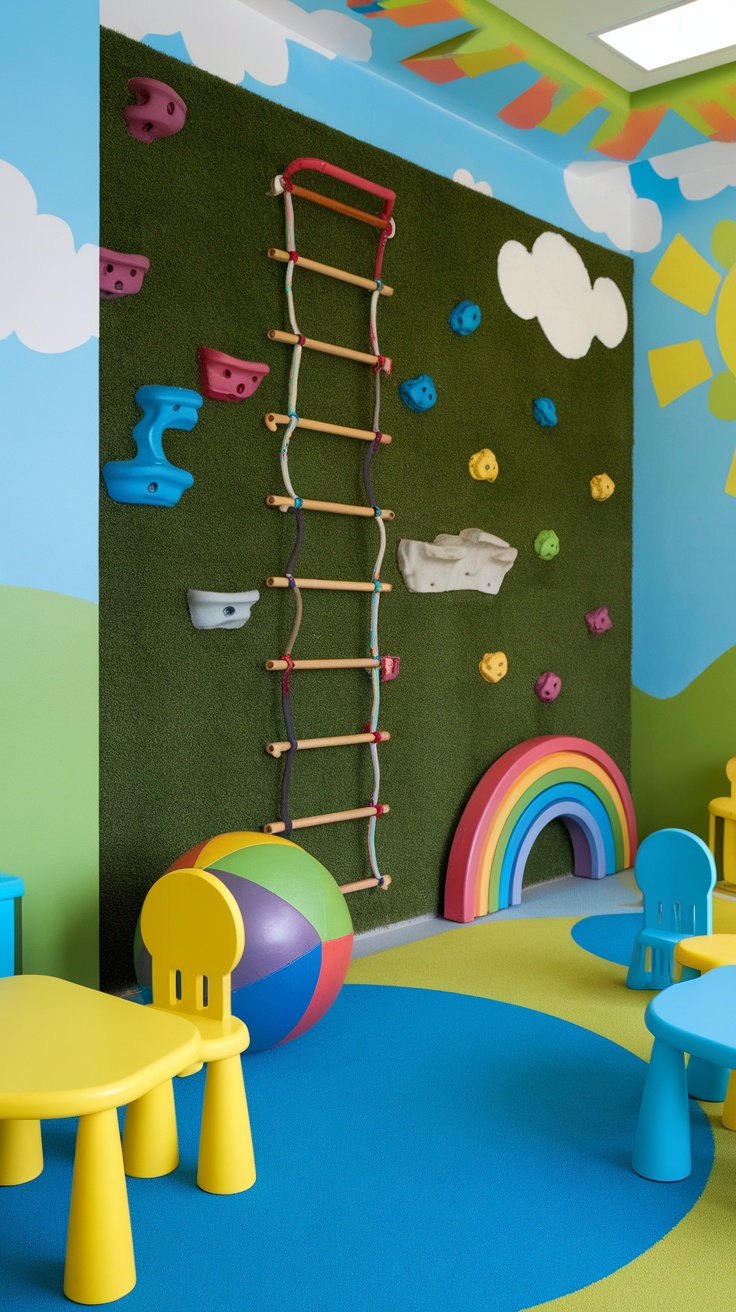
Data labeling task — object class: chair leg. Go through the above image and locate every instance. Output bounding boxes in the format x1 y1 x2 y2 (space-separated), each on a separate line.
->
123 1079 179 1178
633 1038 691 1181
722 1074 736 1130
650 946 675 991
64 1108 136 1304
679 965 700 983
687 1056 730 1102
0 1119 43 1186
197 1056 256 1196
626 940 651 990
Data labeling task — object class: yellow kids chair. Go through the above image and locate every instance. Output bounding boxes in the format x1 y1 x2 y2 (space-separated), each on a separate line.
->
122 867 256 1195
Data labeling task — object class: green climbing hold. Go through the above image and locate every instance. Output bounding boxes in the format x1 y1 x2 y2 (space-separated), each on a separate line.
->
534 530 559 561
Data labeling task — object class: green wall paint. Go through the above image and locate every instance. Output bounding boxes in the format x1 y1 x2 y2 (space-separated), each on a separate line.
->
632 645 736 849
0 587 98 986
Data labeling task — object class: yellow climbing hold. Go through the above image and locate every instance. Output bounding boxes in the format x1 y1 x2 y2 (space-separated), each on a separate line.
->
479 651 508 683
590 473 615 501
469 449 498 482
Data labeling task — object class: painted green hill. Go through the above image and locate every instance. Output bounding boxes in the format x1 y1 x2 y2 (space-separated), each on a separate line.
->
633 645 736 848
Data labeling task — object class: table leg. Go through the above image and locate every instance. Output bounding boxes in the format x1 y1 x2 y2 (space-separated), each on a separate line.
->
687 1055 731 1102
633 1038 691 1181
64 1108 135 1305
197 1056 256 1195
722 1073 736 1130
0 1119 43 1185
123 1079 178 1178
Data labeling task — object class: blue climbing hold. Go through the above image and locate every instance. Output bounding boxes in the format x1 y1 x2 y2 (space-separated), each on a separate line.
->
449 300 481 336
400 374 436 413
533 397 557 428
102 385 203 507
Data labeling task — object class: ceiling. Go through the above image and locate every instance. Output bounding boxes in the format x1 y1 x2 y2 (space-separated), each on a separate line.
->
345 1 736 164
490 0 736 93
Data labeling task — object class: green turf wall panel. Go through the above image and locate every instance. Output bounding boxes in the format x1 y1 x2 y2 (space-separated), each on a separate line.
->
100 30 632 992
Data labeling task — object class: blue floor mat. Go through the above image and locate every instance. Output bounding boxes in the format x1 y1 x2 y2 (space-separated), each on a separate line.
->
0 982 711 1312
571 912 645 967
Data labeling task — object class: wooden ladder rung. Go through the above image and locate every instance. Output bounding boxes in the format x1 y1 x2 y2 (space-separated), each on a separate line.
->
340 874 392 894
268 248 394 296
267 495 394 521
267 577 391 593
268 329 391 373
263 804 389 834
266 658 380 671
266 730 390 759
264 413 392 444
288 182 391 231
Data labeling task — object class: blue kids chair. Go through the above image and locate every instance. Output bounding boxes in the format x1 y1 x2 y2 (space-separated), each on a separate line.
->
626 829 716 991
632 964 736 1181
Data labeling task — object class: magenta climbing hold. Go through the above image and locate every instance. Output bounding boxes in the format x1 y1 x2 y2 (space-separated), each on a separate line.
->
99 248 150 298
124 78 187 143
102 385 202 507
198 348 270 402
535 671 562 703
585 606 612 635
380 656 400 682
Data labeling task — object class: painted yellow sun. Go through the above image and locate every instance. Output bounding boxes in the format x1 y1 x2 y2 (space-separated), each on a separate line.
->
648 219 736 497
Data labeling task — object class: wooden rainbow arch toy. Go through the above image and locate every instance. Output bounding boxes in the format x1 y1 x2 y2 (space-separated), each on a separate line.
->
444 736 638 923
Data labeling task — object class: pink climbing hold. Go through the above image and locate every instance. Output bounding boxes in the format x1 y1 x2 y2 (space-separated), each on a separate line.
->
125 78 187 143
535 672 561 703
198 348 270 402
585 606 612 635
380 656 400 682
99 248 150 298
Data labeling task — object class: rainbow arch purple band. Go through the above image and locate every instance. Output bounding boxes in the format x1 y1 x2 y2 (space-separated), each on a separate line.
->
445 736 637 923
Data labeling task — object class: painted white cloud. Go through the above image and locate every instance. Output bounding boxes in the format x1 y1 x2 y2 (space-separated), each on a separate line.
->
101 0 371 87
497 231 628 360
453 168 493 197
0 161 98 354
564 160 661 254
650 141 736 201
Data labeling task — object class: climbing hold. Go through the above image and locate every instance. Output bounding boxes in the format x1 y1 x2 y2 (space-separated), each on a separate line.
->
590 473 615 501
198 348 270 402
102 385 202 507
535 672 561 703
124 77 187 143
99 248 150 299
400 375 436 412
449 300 481 336
380 656 400 682
533 397 557 427
187 589 260 630
468 449 498 482
534 529 560 561
585 606 612 635
398 528 517 595
479 652 507 684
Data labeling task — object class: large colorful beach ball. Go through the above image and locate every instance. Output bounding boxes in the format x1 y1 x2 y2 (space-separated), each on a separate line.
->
135 832 353 1051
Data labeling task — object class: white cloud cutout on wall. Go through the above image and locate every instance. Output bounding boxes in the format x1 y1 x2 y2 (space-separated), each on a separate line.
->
497 231 628 360
100 0 371 87
564 160 662 253
0 161 98 354
452 168 493 197
649 141 736 201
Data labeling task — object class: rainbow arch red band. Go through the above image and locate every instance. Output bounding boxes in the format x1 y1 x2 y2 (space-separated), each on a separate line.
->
444 736 637 923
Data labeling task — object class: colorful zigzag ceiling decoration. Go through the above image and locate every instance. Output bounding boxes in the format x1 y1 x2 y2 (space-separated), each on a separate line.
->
348 0 736 162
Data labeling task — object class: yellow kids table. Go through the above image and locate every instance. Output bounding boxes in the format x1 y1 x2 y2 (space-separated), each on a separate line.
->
0 974 200 1305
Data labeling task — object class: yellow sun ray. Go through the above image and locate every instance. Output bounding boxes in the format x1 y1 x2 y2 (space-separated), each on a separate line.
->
651 234 722 314
648 340 713 408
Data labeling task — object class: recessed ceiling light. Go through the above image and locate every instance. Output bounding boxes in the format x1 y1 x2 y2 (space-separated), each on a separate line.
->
595 0 736 71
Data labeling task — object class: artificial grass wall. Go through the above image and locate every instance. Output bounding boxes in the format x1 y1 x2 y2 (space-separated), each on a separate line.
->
100 29 633 991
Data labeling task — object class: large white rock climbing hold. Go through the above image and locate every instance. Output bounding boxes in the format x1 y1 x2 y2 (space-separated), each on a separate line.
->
397 528 517 595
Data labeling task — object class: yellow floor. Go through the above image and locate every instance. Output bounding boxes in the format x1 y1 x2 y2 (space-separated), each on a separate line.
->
348 916 736 1311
